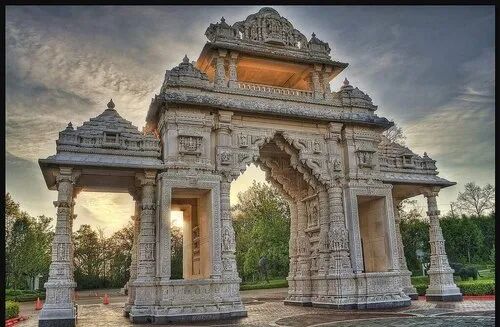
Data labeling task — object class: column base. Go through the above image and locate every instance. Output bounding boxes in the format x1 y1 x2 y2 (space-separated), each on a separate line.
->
425 285 463 301
39 318 75 327
130 307 247 324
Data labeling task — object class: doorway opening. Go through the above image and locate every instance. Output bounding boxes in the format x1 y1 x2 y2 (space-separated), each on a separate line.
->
357 195 390 273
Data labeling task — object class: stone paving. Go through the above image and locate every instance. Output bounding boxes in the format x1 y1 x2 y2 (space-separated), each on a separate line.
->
17 288 495 327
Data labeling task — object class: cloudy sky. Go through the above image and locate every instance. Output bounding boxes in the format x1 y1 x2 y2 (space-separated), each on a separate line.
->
6 6 495 235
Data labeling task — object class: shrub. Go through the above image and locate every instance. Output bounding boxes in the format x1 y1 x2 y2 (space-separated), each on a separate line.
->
5 301 20 319
411 277 495 296
5 289 45 302
457 279 495 295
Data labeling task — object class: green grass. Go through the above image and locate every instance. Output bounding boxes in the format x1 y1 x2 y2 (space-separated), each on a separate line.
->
240 279 288 291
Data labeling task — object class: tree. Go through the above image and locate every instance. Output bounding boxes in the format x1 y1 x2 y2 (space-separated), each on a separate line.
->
74 224 106 289
400 217 430 273
106 222 134 287
454 182 495 217
441 216 484 264
5 194 53 289
170 226 183 279
232 181 290 282
383 123 406 145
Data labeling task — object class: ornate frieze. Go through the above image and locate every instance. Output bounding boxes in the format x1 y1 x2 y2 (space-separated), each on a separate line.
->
178 134 203 156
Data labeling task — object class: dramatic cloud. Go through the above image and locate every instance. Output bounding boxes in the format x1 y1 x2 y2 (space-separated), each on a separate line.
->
5 6 495 233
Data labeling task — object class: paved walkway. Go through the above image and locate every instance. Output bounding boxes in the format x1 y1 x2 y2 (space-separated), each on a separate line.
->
17 288 495 326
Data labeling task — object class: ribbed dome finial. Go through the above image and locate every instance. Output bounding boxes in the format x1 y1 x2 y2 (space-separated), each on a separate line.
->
107 99 115 109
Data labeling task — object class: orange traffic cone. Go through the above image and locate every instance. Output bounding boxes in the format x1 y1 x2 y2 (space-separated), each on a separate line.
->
103 293 110 305
35 297 43 310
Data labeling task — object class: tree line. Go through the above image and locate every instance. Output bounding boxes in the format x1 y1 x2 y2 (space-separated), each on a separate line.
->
4 181 495 290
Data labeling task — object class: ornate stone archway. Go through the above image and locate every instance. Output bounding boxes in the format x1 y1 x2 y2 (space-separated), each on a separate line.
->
38 7 461 327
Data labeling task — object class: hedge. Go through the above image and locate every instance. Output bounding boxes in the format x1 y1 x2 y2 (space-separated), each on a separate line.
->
6 289 45 302
412 279 495 296
5 301 20 319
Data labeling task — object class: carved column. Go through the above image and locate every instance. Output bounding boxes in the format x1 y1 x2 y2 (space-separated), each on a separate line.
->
393 198 418 300
221 180 239 279
125 194 141 315
157 174 171 282
294 199 311 302
228 51 239 88
214 49 228 87
327 184 353 276
423 187 462 301
136 171 157 282
39 167 80 327
317 189 330 276
322 66 333 100
287 200 298 279
312 64 323 99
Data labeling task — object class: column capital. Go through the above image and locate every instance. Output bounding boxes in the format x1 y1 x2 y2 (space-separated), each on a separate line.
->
54 167 81 185
136 170 157 187
422 186 440 198
229 51 239 59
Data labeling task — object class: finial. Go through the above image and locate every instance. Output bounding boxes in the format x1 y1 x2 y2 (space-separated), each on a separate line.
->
66 122 73 130
221 16 225 23
107 99 115 109
183 54 189 63
312 32 316 38
423 152 428 157
343 77 350 86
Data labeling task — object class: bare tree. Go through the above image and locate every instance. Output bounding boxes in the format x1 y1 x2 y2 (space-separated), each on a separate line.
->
454 182 495 217
383 123 406 145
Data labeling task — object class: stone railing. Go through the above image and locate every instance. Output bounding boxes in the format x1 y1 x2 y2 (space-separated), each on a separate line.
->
237 81 314 98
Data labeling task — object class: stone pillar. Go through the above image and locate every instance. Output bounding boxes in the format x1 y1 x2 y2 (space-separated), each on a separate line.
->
157 174 171 282
214 49 228 87
293 200 312 303
327 185 353 276
423 187 462 301
221 180 239 279
125 195 141 315
393 199 418 300
322 66 333 100
312 64 323 99
287 201 298 279
39 167 80 327
132 170 157 310
228 51 239 88
317 189 330 276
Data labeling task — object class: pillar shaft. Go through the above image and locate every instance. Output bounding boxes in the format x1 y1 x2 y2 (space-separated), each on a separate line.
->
136 173 157 282
228 52 238 88
317 189 330 275
287 201 298 278
393 199 418 299
327 185 353 276
39 168 79 326
424 188 462 301
221 180 238 279
214 50 227 87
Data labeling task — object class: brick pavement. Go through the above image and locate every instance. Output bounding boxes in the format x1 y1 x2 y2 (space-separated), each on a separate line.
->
16 290 495 327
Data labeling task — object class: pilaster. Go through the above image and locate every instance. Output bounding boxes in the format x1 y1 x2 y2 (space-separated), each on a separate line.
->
423 187 462 301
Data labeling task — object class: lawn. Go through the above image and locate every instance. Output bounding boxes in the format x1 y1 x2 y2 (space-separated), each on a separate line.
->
240 279 288 291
